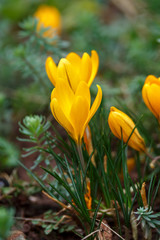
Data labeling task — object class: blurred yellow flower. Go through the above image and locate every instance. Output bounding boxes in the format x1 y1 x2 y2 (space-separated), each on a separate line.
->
46 50 99 92
126 157 136 172
108 107 146 152
142 75 160 123
50 79 102 144
34 5 61 37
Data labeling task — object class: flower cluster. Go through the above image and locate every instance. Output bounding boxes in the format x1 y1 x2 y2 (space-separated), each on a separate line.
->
46 51 159 153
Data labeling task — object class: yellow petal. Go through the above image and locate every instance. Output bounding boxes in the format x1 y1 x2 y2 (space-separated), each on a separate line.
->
87 85 102 122
57 58 81 92
50 98 75 140
142 84 157 118
111 113 135 143
108 113 122 139
45 57 57 86
142 83 160 119
88 50 99 87
70 96 90 143
110 107 136 130
109 107 135 137
108 107 145 152
53 78 74 118
128 137 145 152
147 84 160 118
80 53 92 84
75 81 91 107
80 85 102 140
57 59 70 84
51 88 56 100
62 58 81 92
145 75 160 86
66 52 81 72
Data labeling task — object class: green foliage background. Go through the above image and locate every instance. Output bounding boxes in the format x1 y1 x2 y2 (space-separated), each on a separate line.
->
0 0 160 180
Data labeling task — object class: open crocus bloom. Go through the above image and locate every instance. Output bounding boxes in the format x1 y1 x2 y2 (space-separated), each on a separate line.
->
50 79 102 144
34 5 61 37
46 50 99 92
108 107 146 152
142 75 160 122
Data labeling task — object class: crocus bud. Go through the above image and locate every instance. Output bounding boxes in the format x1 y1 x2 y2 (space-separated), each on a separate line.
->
108 107 146 152
142 75 160 123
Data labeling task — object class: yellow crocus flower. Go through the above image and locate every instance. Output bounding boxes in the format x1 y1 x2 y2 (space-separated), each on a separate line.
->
50 79 102 144
34 5 61 37
108 107 146 152
46 50 99 92
142 75 160 123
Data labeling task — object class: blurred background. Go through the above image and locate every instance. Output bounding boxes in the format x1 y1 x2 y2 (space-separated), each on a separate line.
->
1 0 160 169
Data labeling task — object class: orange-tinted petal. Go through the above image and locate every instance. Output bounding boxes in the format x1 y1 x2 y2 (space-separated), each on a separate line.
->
145 75 160 86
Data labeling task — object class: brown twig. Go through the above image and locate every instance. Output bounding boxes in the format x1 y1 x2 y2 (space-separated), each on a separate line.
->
42 190 69 209
81 229 101 240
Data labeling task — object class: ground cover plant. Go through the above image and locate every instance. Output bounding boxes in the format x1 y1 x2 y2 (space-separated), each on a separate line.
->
0 0 160 240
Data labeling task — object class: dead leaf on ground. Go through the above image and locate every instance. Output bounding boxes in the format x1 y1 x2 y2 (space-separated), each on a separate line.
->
95 220 113 240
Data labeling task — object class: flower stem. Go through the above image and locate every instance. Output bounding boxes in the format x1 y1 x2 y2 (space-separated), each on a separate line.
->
77 144 85 173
